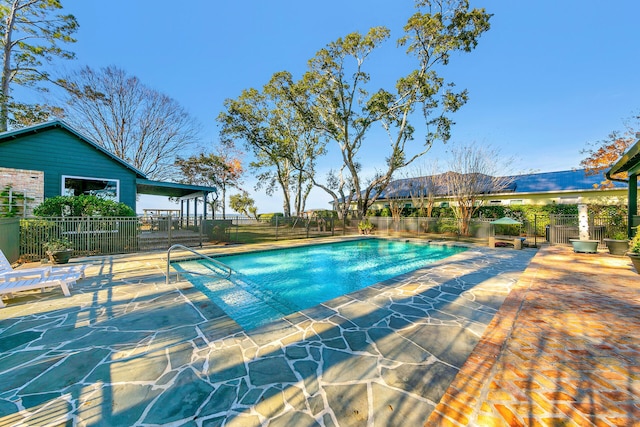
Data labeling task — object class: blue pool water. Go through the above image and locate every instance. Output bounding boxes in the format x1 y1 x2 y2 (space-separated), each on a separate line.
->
172 239 466 330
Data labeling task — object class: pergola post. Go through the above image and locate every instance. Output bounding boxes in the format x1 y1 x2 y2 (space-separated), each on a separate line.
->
180 200 184 228
629 173 638 237
194 196 198 224
203 192 208 219
186 199 190 227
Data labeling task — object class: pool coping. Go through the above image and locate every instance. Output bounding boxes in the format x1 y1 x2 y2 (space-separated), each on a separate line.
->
0 237 537 425
171 237 473 334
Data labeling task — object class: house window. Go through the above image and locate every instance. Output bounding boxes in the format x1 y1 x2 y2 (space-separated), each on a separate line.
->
404 203 412 208
509 200 523 206
439 202 449 208
62 175 119 202
489 200 502 206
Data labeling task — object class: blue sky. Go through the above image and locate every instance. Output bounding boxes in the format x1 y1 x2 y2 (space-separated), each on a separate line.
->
56 0 640 213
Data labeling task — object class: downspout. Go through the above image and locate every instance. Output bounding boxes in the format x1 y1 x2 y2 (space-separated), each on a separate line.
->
606 170 637 238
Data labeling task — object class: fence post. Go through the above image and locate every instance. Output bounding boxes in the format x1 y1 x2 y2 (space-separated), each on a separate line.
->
275 215 279 240
199 215 203 247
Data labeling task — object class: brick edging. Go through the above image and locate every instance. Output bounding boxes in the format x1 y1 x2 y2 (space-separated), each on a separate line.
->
424 249 542 426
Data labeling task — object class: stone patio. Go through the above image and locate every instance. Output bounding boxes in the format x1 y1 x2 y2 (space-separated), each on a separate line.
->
0 238 536 426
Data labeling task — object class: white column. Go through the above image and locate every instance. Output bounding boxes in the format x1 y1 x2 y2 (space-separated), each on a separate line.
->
578 202 589 240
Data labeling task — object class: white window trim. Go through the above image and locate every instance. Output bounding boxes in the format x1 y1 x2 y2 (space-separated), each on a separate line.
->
61 175 120 201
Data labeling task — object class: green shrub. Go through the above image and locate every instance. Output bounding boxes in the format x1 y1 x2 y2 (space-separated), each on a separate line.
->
437 220 459 234
20 218 58 259
43 237 73 252
312 209 338 219
33 195 135 217
258 212 284 224
630 227 640 254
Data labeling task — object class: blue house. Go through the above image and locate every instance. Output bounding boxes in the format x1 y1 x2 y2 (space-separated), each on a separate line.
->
0 120 216 215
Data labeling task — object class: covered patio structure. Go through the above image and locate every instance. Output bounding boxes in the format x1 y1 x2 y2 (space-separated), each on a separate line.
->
607 135 640 237
136 178 217 223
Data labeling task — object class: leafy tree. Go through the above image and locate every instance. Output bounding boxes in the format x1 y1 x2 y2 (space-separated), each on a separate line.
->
55 65 201 180
229 191 258 219
33 195 136 217
0 0 78 131
175 149 243 219
441 144 515 235
218 71 323 217
580 114 638 188
294 0 490 219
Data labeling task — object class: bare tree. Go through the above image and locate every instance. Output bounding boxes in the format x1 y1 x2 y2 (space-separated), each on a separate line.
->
55 65 201 180
442 144 515 235
404 161 441 217
0 0 78 131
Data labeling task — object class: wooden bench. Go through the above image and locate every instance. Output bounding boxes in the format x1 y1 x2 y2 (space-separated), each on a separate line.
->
488 235 524 250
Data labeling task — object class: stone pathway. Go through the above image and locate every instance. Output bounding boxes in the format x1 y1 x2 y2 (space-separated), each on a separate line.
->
0 240 536 426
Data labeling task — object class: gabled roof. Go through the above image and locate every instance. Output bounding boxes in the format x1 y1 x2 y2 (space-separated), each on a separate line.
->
375 169 626 200
0 120 218 198
0 120 148 178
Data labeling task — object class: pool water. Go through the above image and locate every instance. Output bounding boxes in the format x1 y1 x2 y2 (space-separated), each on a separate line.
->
172 239 466 330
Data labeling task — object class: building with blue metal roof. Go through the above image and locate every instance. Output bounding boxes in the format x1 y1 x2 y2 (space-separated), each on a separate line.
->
369 169 628 211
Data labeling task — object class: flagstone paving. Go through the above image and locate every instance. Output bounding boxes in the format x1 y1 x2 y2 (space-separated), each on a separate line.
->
0 239 536 426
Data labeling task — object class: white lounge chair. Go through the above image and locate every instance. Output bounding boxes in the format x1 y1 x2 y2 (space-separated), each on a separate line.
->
0 272 81 308
0 250 87 280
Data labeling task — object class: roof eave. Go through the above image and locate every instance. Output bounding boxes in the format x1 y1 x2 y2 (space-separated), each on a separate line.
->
607 138 640 181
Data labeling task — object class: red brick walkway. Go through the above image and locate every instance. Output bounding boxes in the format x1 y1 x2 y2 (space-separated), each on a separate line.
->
426 245 640 426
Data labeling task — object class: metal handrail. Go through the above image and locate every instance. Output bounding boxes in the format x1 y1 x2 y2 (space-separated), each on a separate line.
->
166 244 232 284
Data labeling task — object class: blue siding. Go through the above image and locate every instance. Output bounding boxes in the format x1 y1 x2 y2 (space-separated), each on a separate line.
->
0 127 138 210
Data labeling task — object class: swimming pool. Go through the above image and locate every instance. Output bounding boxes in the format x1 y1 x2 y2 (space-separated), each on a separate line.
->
172 239 467 330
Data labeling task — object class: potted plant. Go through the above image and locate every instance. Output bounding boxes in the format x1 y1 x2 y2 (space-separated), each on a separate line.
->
569 238 600 253
603 231 630 256
627 229 640 274
358 219 374 235
43 237 74 264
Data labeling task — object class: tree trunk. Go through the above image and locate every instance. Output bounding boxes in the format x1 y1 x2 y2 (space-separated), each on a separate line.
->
0 4 17 132
221 185 226 219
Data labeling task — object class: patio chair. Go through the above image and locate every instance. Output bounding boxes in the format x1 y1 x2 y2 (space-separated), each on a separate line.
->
0 249 87 280
0 272 81 308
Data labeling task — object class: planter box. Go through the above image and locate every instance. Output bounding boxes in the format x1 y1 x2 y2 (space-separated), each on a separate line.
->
47 249 73 264
569 239 599 254
603 239 629 256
